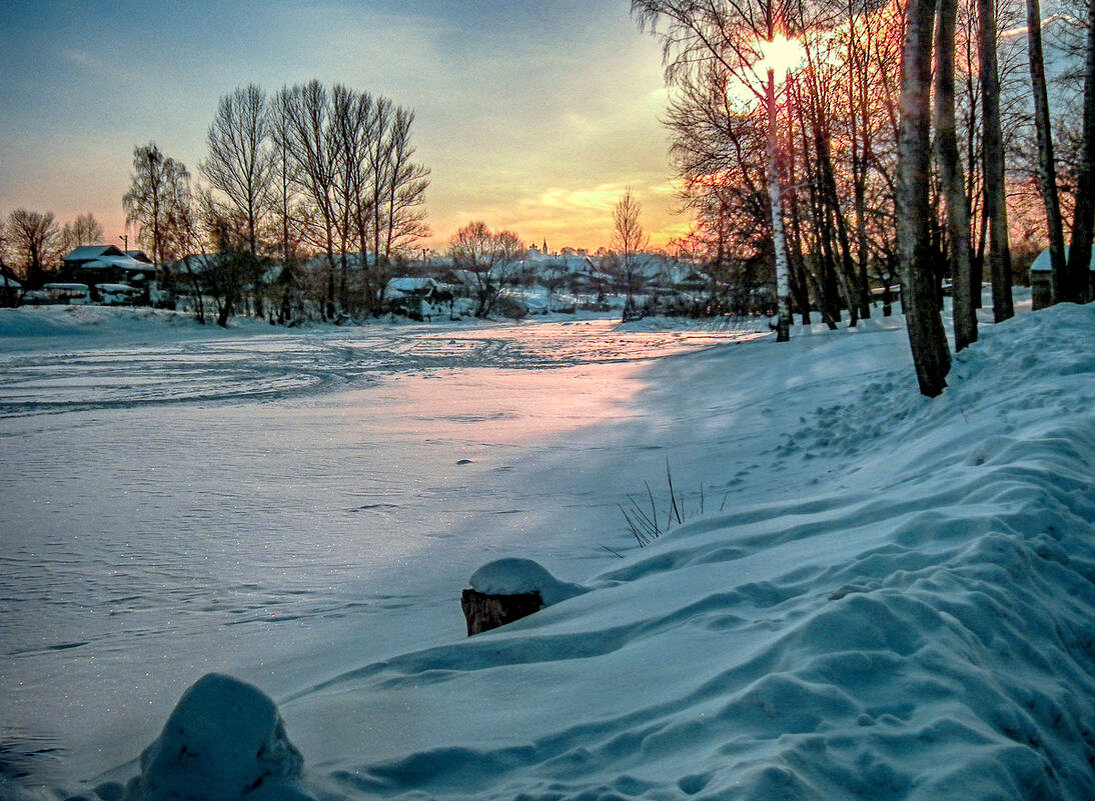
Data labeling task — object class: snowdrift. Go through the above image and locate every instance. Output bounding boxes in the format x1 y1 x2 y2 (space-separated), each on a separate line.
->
9 302 1095 800
272 305 1095 801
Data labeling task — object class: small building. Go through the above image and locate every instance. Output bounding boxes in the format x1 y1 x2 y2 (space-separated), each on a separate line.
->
61 245 155 286
1029 247 1095 310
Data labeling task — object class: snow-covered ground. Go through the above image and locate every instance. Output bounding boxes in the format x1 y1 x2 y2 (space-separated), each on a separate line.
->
4 295 1095 801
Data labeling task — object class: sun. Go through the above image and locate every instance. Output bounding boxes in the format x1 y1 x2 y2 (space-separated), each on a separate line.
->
754 32 807 77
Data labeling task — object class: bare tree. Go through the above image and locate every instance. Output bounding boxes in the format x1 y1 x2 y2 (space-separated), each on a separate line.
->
200 84 274 259
123 143 190 267
1026 0 1067 306
936 0 977 351
898 0 951 397
382 106 430 262
367 96 394 279
329 84 373 309
449 221 526 317
60 213 105 252
612 188 651 314
1065 0 1095 303
271 82 430 316
634 0 806 339
979 0 1015 320
268 90 309 322
273 81 339 317
7 209 61 288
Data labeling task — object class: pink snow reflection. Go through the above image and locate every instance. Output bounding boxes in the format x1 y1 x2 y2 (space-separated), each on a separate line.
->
385 363 643 445
351 319 762 445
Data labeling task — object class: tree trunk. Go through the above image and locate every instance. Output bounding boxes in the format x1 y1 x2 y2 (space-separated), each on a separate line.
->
979 0 1014 321
899 0 951 397
1065 0 1095 303
1027 0 1067 306
785 106 813 325
935 0 977 351
460 588 542 636
766 69 793 341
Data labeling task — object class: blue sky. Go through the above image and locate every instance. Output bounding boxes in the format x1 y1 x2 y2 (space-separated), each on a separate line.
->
0 0 683 251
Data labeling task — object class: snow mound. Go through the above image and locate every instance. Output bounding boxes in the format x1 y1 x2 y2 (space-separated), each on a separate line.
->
469 558 587 606
127 673 307 801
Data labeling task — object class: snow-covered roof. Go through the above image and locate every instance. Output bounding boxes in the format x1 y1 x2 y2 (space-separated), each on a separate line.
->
386 276 437 296
41 282 90 291
96 283 137 292
1030 246 1095 272
64 245 126 262
67 248 150 273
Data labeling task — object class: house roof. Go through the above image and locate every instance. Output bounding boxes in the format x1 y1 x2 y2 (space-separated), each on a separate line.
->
64 245 126 262
66 246 151 273
1030 246 1095 272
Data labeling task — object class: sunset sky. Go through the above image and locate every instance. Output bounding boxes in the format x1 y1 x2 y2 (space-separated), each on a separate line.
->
0 0 689 254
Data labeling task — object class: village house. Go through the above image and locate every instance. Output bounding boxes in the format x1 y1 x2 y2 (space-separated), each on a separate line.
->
60 245 155 286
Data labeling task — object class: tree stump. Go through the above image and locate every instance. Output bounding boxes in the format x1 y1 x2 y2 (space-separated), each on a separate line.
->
460 588 543 636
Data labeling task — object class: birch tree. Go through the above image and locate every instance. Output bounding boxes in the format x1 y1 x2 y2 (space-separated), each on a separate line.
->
898 0 951 396
936 0 977 351
632 0 806 341
1025 0 1067 306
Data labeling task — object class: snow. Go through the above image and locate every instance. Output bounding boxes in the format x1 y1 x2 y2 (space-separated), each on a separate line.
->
129 674 306 801
468 558 586 605
3 294 1095 801
1029 245 1095 272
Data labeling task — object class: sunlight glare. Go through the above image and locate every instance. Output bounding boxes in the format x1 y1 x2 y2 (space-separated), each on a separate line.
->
754 32 806 77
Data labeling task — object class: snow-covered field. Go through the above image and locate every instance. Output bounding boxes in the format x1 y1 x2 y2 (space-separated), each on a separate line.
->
4 296 1095 801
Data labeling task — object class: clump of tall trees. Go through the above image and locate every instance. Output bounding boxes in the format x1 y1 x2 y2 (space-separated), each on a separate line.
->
634 0 1095 396
0 209 107 294
121 80 430 326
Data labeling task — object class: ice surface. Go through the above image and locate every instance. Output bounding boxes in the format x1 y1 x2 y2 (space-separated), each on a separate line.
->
6 296 1095 801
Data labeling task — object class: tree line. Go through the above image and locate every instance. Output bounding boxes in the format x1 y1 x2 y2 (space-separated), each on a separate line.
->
122 80 431 325
633 0 1094 394
0 210 106 289
0 80 430 325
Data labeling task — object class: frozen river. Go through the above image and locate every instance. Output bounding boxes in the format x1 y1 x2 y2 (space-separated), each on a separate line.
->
0 315 760 787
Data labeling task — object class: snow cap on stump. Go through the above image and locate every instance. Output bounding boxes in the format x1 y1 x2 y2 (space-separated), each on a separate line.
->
462 558 586 635
133 673 305 801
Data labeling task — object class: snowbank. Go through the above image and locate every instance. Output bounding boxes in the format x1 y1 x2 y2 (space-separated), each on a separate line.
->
0 306 269 349
8 299 1095 801
274 303 1095 800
